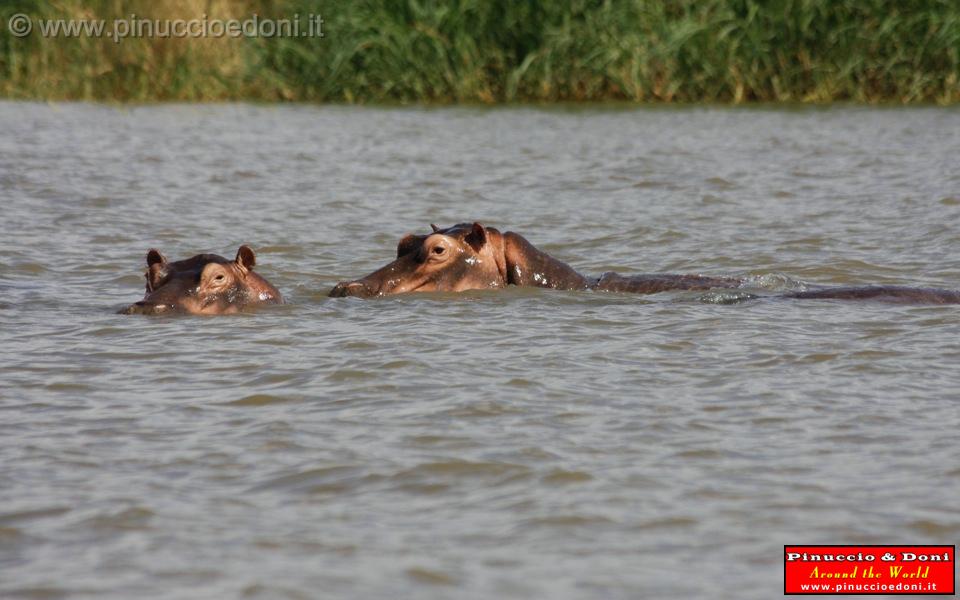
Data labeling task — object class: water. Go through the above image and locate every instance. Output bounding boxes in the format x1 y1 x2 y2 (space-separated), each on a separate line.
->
1 102 959 599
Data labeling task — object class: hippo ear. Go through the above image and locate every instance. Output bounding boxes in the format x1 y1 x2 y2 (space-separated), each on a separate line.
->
145 249 167 292
430 223 441 233
397 234 423 258
464 222 487 252
146 248 166 267
235 245 256 273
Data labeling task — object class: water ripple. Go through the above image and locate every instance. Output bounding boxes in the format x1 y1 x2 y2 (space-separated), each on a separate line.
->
2 103 960 599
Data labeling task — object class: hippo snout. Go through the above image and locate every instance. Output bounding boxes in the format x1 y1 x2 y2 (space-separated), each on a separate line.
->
119 301 174 315
329 281 376 298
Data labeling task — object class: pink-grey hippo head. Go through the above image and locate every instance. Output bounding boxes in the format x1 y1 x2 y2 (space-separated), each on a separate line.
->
121 245 282 315
329 222 592 298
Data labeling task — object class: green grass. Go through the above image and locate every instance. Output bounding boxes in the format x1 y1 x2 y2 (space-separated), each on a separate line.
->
2 0 959 103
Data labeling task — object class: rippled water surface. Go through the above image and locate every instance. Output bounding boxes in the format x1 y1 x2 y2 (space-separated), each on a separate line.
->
2 103 959 599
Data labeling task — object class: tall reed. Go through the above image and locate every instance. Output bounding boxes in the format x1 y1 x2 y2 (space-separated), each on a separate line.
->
2 0 958 103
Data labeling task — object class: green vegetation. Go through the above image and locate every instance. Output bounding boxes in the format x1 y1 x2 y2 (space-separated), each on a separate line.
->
2 0 959 103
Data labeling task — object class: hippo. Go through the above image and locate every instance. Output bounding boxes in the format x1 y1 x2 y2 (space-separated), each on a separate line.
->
120 245 282 315
329 222 960 304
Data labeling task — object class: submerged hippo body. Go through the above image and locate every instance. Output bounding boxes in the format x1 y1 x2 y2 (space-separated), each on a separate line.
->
329 222 743 298
330 222 960 304
121 245 282 315
785 286 960 304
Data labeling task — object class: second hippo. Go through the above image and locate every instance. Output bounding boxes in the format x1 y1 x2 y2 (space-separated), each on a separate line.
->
330 222 960 304
121 245 283 315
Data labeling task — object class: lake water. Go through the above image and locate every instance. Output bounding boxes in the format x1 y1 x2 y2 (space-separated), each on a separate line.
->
1 102 959 599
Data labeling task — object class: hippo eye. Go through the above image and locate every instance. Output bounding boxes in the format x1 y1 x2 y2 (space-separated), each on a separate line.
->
214 274 225 282
432 246 445 255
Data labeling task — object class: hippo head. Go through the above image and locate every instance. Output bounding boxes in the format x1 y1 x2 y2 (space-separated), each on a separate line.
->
121 245 282 315
330 223 507 298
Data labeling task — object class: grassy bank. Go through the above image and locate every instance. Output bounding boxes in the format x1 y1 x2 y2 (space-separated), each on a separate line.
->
2 0 959 104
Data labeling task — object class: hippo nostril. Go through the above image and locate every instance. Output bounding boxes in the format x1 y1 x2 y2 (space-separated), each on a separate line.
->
121 301 174 315
330 281 374 298
120 301 153 315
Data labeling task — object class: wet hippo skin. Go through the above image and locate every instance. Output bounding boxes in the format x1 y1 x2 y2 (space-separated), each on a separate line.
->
785 286 960 304
329 222 960 304
120 245 283 315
